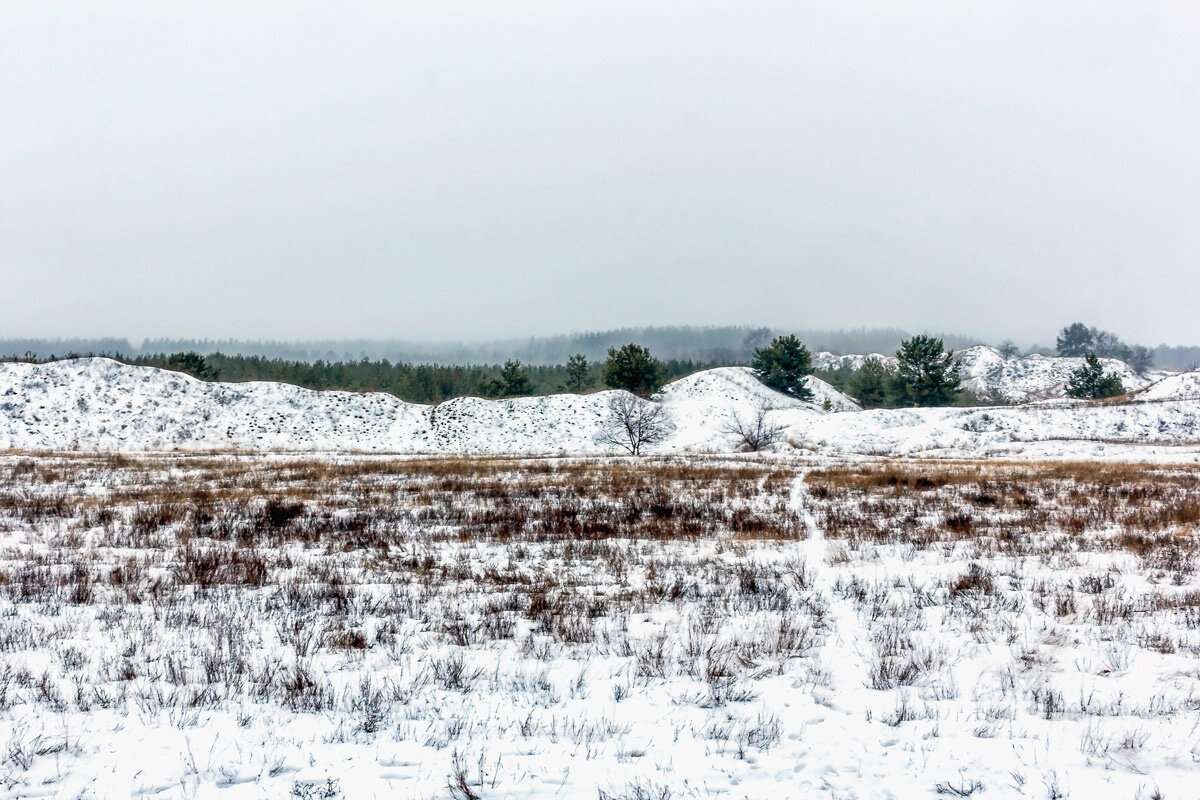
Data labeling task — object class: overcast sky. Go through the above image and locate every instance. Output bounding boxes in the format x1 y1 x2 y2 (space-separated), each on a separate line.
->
2 1 1198 346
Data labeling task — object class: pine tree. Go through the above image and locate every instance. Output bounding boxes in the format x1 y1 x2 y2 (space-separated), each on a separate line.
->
850 356 893 408
565 354 591 393
164 352 219 381
1065 354 1125 399
496 359 532 397
998 340 1020 359
603 344 667 397
750 335 814 401
895 336 961 406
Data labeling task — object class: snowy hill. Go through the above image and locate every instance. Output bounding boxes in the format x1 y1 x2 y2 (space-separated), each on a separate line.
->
814 345 1166 403
0 358 1197 460
1132 371 1200 402
812 352 895 372
953 345 1158 402
0 357 429 452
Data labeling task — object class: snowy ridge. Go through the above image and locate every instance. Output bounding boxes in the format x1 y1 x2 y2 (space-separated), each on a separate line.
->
814 345 1167 402
0 357 430 452
1132 371 1200 402
1 358 1197 460
811 352 895 372
953 345 1159 402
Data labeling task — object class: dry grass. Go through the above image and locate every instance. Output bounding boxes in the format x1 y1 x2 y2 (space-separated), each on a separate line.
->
0 453 1197 796
805 460 1200 571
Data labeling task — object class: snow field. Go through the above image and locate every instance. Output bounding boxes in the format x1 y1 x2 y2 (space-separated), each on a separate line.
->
0 454 1197 799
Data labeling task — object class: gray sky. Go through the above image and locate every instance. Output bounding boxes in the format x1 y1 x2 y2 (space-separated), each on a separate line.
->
2 1 1198 346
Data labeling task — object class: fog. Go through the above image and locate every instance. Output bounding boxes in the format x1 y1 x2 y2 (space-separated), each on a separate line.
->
2 1 1197 345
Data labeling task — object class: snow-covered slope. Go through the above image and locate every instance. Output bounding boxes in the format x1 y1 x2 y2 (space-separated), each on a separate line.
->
789 400 1199 461
0 357 430 451
814 345 1166 403
654 367 856 451
812 352 895 372
953 345 1157 402
1 358 1197 460
1133 371 1200 402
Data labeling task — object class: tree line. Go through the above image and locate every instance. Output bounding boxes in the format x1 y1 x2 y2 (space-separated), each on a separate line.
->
1 349 733 405
4 324 1197 368
0 326 978 366
1 321 1167 406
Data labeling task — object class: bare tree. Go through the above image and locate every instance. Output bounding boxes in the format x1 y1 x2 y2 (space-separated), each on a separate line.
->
595 393 675 455
721 404 784 452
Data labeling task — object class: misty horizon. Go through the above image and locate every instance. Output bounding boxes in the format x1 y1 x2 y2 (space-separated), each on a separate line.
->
3 2 1198 345
4 323 1200 372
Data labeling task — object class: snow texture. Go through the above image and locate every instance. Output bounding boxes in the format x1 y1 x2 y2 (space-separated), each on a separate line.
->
952 346 1161 403
1 358 1197 461
815 346 1168 403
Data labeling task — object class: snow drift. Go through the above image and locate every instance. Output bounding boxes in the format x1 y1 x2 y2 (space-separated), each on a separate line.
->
0 358 1197 460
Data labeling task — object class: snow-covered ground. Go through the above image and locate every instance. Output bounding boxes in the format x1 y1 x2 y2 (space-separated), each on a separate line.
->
952 346 1167 403
0 454 1196 800
814 346 1171 404
1 358 1197 461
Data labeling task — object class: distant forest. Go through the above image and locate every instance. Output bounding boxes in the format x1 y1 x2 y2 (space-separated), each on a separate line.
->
2 328 1197 401
0 326 984 365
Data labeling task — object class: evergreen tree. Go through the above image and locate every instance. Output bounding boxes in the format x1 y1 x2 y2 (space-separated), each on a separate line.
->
565 354 591 393
850 356 893 408
603 344 667 397
1065 354 1125 399
495 359 532 397
750 335 814 401
895 335 961 406
1056 323 1094 357
164 352 219 381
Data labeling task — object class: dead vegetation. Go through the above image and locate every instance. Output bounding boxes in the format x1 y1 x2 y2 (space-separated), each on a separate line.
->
0 452 1197 796
805 460 1199 574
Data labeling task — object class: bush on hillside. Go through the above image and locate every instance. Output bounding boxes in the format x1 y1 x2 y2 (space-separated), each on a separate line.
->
1065 354 1125 400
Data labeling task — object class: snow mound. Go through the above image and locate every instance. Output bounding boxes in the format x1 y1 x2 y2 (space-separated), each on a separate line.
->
1 358 1197 461
805 375 862 412
954 345 1152 402
0 357 429 452
657 367 858 451
427 393 612 455
801 401 1199 459
816 346 1161 403
660 366 858 413
1134 371 1200 402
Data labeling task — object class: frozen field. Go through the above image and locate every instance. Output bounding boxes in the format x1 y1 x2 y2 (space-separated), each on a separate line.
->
0 453 1197 799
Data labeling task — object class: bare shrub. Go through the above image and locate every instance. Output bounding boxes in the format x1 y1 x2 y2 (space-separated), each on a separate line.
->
721 404 784 452
595 393 675 456
598 781 674 800
431 652 483 692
